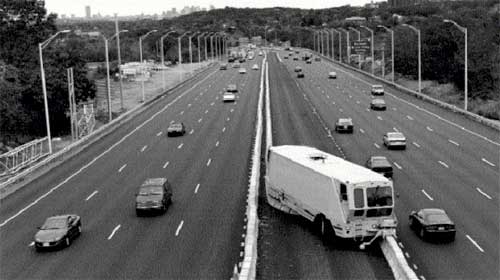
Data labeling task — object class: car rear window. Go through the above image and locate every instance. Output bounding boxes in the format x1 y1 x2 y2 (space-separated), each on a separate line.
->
426 213 450 224
139 186 163 195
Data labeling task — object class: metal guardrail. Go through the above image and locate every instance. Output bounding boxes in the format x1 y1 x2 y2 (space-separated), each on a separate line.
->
0 137 50 178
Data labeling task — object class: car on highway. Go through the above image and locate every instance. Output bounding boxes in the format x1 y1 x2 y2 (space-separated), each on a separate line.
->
314 57 321 61
239 58 246 63
328 72 337 79
223 91 236 102
409 208 456 241
294 66 302 72
232 62 240 68
383 132 407 150
252 64 259 70
335 118 354 133
293 56 299 61
135 178 172 216
297 72 305 78
370 99 387 110
295 50 300 54
288 52 293 56
167 122 186 137
258 51 263 56
34 214 81 251
284 55 288 59
371 84 385 95
366 156 393 178
227 84 238 93
306 59 312 64
239 68 247 74
219 63 228 70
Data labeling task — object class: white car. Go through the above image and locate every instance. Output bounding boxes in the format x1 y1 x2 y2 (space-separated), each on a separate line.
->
258 51 263 56
371 85 385 95
223 92 236 102
328 72 337 79
383 132 407 150
239 68 247 74
252 64 259 70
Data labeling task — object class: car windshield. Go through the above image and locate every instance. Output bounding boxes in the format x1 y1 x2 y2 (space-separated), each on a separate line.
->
41 217 67 230
138 186 163 196
170 124 182 129
388 132 404 138
373 99 384 104
426 213 450 224
372 158 390 166
338 119 351 125
373 85 383 89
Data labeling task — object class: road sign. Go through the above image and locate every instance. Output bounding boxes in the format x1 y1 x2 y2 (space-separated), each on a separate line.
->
352 40 370 54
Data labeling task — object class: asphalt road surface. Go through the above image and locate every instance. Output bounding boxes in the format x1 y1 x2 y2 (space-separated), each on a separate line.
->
0 58 263 279
258 50 499 280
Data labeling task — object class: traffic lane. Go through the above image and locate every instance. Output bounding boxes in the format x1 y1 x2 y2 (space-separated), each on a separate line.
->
259 52 393 279
308 56 500 165
286 55 499 279
0 65 241 278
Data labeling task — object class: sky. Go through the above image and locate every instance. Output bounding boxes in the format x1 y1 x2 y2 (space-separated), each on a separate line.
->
45 0 377 17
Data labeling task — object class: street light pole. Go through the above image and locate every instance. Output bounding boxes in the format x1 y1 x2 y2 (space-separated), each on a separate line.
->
139 29 157 103
197 32 206 63
402 23 421 94
338 28 349 64
103 30 128 122
444 19 468 111
377 25 394 82
323 30 329 57
160 30 176 89
38 30 70 154
114 15 124 112
349 27 361 69
360 26 374 76
332 29 340 62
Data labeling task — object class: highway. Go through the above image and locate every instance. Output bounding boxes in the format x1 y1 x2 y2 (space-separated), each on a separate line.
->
0 57 263 279
258 50 499 279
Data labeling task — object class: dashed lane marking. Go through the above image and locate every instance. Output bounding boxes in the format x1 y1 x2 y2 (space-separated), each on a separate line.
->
476 188 492 200
189 129 194 134
413 142 421 148
206 158 212 166
377 116 383 120
178 143 183 149
393 162 402 170
407 115 414 120
222 127 226 132
156 131 163 136
180 110 184 115
421 189 434 201
107 224 121 240
426 126 434 132
393 127 399 132
466 235 485 253
215 141 219 147
438 161 449 168
448 139 460 146
140 145 147 152
163 161 169 169
198 118 203 123
85 190 98 201
481 158 496 167
374 143 381 149
175 221 184 236
118 164 127 173
359 128 365 134
194 183 200 194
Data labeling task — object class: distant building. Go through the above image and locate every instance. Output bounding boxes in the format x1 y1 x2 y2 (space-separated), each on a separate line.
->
85 6 91 19
344 16 367 25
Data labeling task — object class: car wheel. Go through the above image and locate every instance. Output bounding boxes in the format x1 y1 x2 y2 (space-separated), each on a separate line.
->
419 228 426 240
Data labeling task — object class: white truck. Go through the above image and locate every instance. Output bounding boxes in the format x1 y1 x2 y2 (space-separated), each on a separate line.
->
265 145 397 247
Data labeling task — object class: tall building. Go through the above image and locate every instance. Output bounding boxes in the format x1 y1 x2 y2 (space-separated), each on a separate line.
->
85 6 91 19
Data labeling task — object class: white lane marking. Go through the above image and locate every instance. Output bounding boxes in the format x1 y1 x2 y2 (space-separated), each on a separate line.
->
393 162 402 170
476 188 492 200
420 276 426 280
356 101 360 104
189 129 194 135
195 183 201 194
405 252 410 258
222 127 226 132
392 107 397 111
175 221 184 236
339 108 343 112
28 241 34 247
211 102 215 106
366 108 370 112
438 160 449 168
407 115 414 120
413 142 421 148
140 145 147 152
227 117 230 121
118 164 127 173
205 110 209 114
393 127 399 132
426 126 433 132
0 67 220 228
177 143 183 149
156 131 163 136
481 158 496 167
377 116 383 120
374 143 381 149
230 108 234 113
85 190 98 201
180 110 184 115
413 264 418 270
188 103 192 107
448 139 460 146
332 101 336 105
421 189 434 201
107 224 121 240
163 161 169 169
206 158 212 166
359 128 365 134
198 118 202 123
170 120 175 124
398 242 404 248
215 141 219 147
466 235 485 253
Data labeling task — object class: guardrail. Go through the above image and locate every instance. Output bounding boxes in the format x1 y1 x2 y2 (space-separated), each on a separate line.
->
0 137 49 179
0 63 217 198
310 49 500 131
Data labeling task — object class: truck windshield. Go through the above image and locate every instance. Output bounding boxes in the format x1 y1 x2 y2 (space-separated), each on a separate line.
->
366 186 393 207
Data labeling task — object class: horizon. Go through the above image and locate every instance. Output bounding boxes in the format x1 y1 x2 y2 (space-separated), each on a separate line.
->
45 0 380 17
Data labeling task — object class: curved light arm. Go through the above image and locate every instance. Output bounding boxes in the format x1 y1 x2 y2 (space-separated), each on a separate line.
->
348 27 360 37
109 29 128 41
179 31 192 40
377 25 392 33
140 29 158 40
41 30 71 49
402 23 419 34
443 19 466 34
360 25 373 34
160 30 176 41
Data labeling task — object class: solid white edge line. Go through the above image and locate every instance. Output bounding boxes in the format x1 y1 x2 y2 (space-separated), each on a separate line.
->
421 189 434 201
175 220 184 236
0 68 219 228
85 190 98 201
476 187 492 200
466 234 485 253
107 224 121 240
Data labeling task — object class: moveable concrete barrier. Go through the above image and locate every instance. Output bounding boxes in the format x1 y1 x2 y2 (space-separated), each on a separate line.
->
381 236 419 280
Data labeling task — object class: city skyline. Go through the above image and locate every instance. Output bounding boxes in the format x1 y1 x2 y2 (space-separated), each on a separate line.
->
45 0 377 18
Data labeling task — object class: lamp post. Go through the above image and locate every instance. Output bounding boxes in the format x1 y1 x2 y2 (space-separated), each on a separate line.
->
329 29 334 59
139 29 157 103
114 15 124 112
332 29 341 62
160 30 176 89
349 27 361 69
360 26 374 76
103 29 128 122
264 25 269 47
377 25 394 83
402 23 421 94
177 31 190 66
322 30 329 57
39 29 71 154
338 28 349 64
444 19 468 111
197 32 206 63
204 33 213 61
312 31 316 53
210 34 215 61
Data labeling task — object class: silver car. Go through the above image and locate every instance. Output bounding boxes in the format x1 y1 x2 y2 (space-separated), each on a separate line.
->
383 132 407 150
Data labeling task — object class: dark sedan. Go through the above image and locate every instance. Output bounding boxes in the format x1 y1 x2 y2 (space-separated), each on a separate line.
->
297 72 305 78
409 208 456 241
167 122 186 137
366 156 393 178
370 99 387 110
34 215 81 251
335 118 353 133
